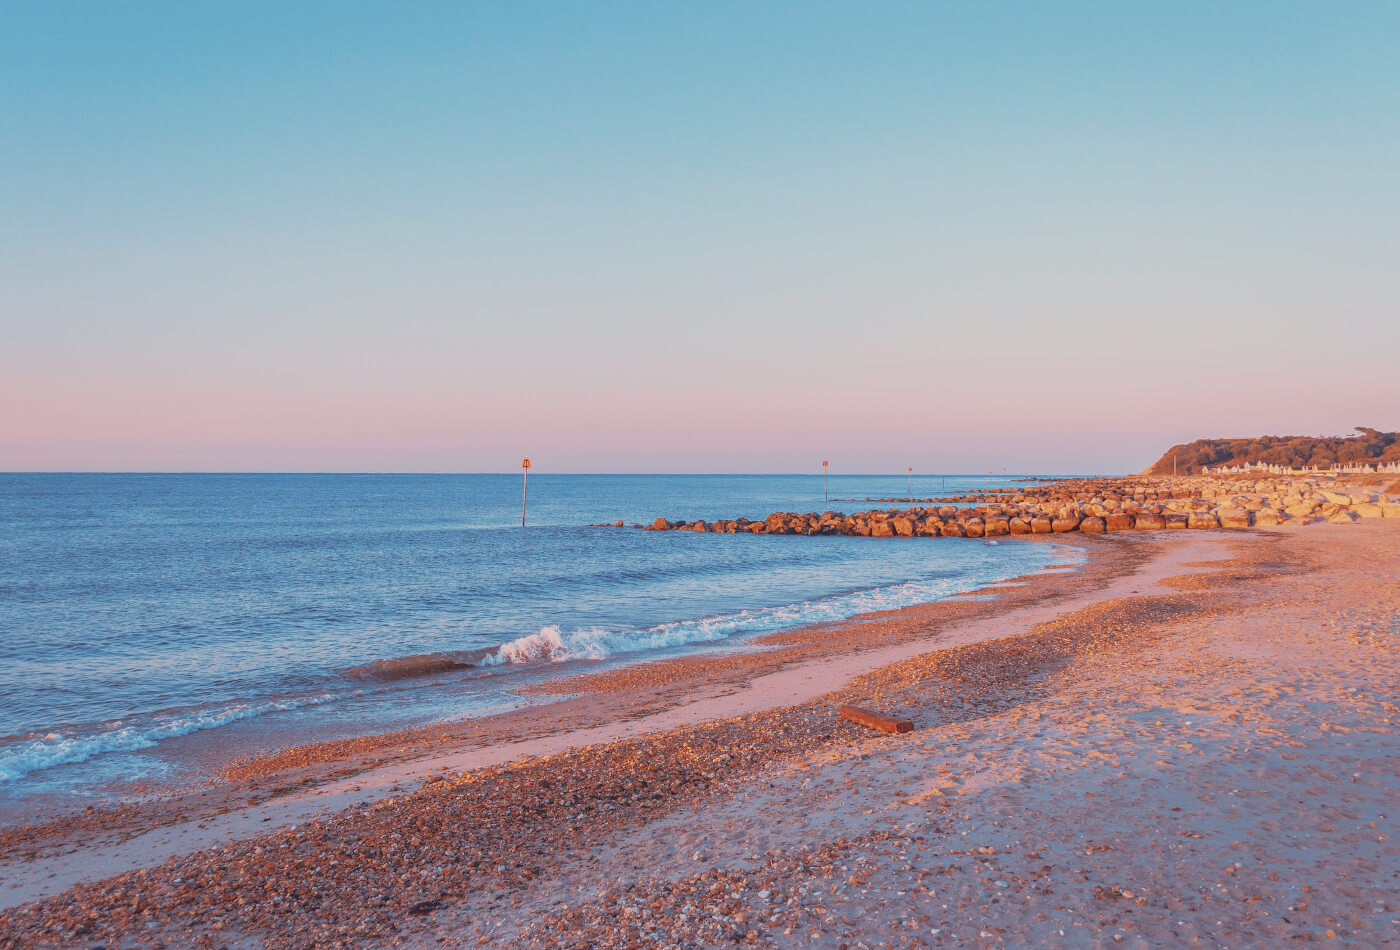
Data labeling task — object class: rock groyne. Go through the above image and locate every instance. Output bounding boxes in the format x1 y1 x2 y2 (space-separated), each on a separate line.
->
642 475 1400 538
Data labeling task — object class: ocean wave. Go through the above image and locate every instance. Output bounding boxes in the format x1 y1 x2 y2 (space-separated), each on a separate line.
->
0 693 336 784
480 554 1081 667
479 622 736 666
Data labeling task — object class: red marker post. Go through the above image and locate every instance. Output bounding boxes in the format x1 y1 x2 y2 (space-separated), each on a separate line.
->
521 457 532 526
907 466 913 495
822 460 829 503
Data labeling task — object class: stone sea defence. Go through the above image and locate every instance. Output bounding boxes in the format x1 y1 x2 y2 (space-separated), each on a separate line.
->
641 475 1400 538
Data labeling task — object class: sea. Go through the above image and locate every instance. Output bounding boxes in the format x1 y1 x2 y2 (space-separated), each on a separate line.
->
0 472 1081 820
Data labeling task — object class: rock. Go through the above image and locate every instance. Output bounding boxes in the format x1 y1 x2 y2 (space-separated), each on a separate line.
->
691 520 708 532
1030 517 1054 534
964 518 986 538
892 516 916 537
1079 516 1106 533
1164 512 1190 529
940 522 966 538
1253 509 1284 527
839 704 914 734
984 517 1011 536
1008 518 1031 535
1189 512 1221 529
1105 513 1133 532
1329 511 1356 524
1384 505 1400 518
1133 513 1166 530
651 517 670 531
1216 508 1250 529
870 520 895 537
1354 504 1385 518
1051 516 1080 533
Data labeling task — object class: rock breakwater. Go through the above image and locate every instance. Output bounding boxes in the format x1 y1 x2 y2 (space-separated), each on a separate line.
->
642 475 1400 538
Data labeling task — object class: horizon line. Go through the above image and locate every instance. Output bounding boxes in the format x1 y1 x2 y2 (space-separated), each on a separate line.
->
0 470 1105 478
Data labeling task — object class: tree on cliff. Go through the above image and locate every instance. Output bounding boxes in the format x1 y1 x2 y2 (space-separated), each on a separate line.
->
1145 428 1400 475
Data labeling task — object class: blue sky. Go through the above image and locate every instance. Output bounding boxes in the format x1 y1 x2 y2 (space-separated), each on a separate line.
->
3 3 1398 472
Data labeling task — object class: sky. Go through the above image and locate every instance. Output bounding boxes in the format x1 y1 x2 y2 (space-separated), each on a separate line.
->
2 2 1397 474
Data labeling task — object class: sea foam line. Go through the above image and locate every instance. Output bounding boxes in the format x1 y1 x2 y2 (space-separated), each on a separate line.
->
0 693 337 784
481 549 1082 666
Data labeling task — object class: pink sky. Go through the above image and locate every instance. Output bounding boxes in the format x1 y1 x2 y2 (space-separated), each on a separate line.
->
3 4 1397 473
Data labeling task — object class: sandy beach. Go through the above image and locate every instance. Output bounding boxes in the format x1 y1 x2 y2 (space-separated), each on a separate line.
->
2 512 1398 947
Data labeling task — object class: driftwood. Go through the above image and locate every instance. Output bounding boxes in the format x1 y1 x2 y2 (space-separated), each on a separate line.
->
839 705 914 734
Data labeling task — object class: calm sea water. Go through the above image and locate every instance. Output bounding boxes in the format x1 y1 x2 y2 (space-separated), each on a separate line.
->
0 473 1076 813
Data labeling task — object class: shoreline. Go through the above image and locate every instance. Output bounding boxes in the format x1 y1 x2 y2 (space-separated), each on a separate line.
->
2 532 1139 906
3 516 1397 947
0 525 1070 820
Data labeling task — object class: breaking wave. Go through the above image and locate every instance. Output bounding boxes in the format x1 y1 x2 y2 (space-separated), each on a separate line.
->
480 560 1077 667
0 693 336 784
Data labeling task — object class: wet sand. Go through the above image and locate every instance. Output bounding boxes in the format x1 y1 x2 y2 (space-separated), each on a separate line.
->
2 520 1398 947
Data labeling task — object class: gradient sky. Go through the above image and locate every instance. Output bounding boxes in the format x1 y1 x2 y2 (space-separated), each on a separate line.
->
3 2 1397 474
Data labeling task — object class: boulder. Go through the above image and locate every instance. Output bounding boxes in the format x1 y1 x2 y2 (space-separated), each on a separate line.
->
1354 504 1385 519
964 518 986 538
1051 516 1081 533
1253 509 1284 527
1009 518 1032 535
1079 516 1106 533
651 517 671 531
892 516 917 536
1030 517 1054 534
940 522 966 538
871 520 895 537
1216 508 1249 529
1134 513 1167 530
1164 513 1190 529
1105 513 1133 532
984 517 1011 536
1384 505 1400 519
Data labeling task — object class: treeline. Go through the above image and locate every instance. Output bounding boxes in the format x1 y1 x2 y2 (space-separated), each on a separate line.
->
1146 427 1400 475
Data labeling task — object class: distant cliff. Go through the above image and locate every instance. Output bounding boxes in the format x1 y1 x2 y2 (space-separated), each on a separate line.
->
1146 427 1400 475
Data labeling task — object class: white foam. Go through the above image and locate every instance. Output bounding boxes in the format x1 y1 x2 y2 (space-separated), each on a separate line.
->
0 693 336 784
482 547 1084 667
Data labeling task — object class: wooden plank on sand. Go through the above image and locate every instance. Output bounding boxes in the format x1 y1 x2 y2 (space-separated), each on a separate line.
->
839 705 914 734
